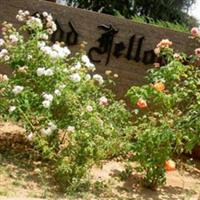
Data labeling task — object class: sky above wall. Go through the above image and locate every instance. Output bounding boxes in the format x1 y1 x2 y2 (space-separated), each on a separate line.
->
189 0 200 22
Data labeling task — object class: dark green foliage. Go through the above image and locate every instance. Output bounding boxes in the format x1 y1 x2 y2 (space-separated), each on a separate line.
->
62 0 198 28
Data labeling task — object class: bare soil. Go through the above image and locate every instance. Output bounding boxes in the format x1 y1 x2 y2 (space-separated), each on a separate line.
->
0 122 200 200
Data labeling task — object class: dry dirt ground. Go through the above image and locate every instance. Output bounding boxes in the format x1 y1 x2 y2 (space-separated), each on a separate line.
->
0 122 200 200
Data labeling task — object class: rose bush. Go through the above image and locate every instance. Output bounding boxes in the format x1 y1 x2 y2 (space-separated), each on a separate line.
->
0 10 133 192
127 29 200 189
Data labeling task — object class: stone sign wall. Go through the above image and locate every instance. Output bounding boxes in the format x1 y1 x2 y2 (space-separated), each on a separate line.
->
0 0 197 97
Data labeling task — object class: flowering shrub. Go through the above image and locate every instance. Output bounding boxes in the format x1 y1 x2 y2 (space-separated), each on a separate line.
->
132 122 175 189
127 29 200 189
0 10 132 191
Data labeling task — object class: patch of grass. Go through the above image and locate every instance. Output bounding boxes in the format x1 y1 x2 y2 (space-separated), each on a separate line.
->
132 15 189 33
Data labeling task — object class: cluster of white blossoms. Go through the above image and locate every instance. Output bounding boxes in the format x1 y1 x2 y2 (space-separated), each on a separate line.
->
39 43 71 59
0 49 9 61
36 67 54 77
12 85 24 95
26 16 43 30
93 74 104 85
69 70 104 85
67 62 81 72
3 10 111 141
42 12 57 35
81 55 95 71
42 93 54 108
16 10 30 22
41 122 57 136
16 10 56 35
69 73 81 83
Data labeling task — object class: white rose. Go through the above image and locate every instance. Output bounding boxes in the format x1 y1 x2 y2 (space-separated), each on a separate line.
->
43 93 53 102
85 74 91 81
1 49 8 54
62 47 71 57
42 12 48 17
54 89 61 96
46 15 53 21
52 22 57 32
49 50 58 58
27 55 32 60
85 61 95 71
154 47 160 55
9 34 18 43
40 34 48 40
16 15 24 22
41 128 52 136
27 17 43 29
12 85 24 95
44 68 54 76
42 100 51 108
27 132 33 141
4 55 10 61
59 84 66 89
69 67 76 72
47 29 54 35
74 62 81 70
93 74 104 85
70 73 81 83
41 46 52 54
0 39 5 46
24 10 30 15
38 41 46 48
57 51 65 58
52 44 60 51
63 68 69 73
0 49 8 58
18 10 23 15
48 122 57 131
9 106 16 113
81 55 90 63
67 126 75 133
36 67 46 76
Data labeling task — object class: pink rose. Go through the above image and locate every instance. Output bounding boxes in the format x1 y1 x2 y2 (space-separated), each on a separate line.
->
195 48 200 57
99 96 108 106
191 27 199 37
